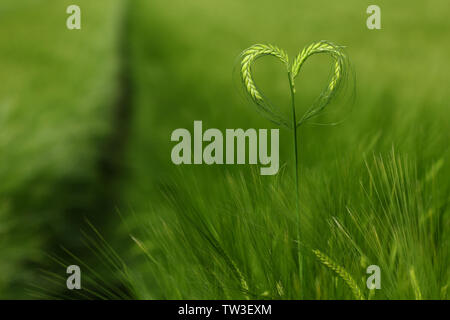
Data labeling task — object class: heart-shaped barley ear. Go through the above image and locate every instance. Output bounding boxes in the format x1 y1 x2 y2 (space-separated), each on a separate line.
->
240 44 291 128
240 41 348 127
290 41 348 126
239 41 350 287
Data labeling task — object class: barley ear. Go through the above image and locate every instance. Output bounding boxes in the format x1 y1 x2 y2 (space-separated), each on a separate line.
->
291 41 348 126
409 267 423 300
240 44 290 128
312 249 365 300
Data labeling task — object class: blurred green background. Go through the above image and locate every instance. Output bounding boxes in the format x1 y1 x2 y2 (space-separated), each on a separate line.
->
0 0 448 299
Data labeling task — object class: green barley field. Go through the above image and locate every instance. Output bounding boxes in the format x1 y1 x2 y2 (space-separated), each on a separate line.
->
0 0 448 300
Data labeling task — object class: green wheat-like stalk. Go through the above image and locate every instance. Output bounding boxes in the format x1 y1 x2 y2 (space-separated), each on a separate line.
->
409 267 423 300
312 249 365 300
240 41 349 290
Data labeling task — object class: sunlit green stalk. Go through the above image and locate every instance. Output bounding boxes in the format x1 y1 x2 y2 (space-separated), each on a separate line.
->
288 71 302 286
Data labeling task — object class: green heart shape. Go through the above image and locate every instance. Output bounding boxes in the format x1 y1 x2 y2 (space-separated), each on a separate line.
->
239 41 350 285
240 41 348 128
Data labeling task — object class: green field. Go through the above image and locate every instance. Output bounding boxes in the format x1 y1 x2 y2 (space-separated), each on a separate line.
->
0 0 449 299
0 0 123 298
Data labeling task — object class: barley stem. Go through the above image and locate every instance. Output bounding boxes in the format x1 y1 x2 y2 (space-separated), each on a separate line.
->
288 71 302 290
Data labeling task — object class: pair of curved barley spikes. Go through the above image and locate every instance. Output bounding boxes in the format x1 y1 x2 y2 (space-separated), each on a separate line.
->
240 41 349 289
240 41 348 128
